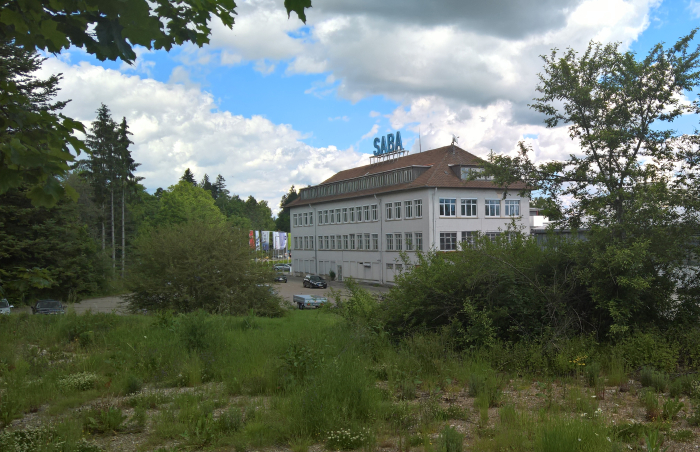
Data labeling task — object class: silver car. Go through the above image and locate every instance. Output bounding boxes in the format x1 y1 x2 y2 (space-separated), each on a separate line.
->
0 299 13 315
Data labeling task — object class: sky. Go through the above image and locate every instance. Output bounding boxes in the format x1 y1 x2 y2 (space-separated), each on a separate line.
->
39 0 700 215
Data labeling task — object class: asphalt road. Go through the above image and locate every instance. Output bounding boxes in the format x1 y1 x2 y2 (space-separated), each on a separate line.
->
9 276 390 315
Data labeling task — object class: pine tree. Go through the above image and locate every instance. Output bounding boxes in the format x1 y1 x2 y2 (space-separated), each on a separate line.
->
213 175 228 200
180 168 196 186
115 117 140 278
200 174 213 196
84 104 117 260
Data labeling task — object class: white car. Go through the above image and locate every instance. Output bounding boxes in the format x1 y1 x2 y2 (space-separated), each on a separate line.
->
0 299 13 315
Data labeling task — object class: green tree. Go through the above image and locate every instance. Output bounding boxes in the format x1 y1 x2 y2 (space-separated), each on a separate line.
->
480 32 700 336
180 168 197 186
0 39 85 207
115 117 140 278
0 0 311 63
125 220 281 315
156 181 225 226
0 186 108 304
245 195 275 231
275 185 298 232
212 174 228 200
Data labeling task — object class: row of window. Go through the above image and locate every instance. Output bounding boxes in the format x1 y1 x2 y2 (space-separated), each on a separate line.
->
299 167 419 200
439 198 520 217
438 231 502 250
292 199 425 227
293 233 424 252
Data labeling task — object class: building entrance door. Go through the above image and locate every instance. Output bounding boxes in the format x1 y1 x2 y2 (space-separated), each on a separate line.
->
337 265 343 281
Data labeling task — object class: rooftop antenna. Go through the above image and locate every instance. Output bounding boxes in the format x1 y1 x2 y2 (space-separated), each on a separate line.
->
451 134 459 153
419 126 422 153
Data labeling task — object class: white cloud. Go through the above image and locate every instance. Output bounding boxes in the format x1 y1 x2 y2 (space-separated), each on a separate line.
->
40 59 366 214
689 0 700 18
360 124 380 140
369 111 380 118
328 116 349 122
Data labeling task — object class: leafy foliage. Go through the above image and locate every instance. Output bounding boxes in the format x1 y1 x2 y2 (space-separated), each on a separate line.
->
0 39 85 207
156 181 226 227
126 220 281 315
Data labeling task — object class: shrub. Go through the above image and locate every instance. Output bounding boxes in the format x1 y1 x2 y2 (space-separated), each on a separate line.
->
467 366 503 407
83 407 126 434
641 390 661 421
126 220 282 316
616 333 678 373
662 398 684 421
124 375 143 395
585 362 601 387
669 375 696 398
640 367 669 393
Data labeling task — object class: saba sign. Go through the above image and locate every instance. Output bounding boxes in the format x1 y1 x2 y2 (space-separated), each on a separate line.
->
373 131 403 156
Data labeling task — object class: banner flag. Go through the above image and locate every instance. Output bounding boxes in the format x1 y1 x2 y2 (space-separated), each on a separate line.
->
249 230 255 249
273 232 281 250
280 232 288 250
262 231 270 251
255 231 260 251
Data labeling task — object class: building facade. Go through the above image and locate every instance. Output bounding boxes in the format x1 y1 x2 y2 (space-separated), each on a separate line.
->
286 145 529 283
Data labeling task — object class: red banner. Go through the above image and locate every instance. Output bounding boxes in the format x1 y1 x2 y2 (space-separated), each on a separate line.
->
249 230 255 249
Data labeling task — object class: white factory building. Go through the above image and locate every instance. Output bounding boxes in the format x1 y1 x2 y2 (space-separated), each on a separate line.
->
286 144 530 283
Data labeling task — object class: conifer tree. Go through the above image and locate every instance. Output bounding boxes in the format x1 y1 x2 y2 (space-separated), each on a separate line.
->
116 117 140 278
213 175 228 200
180 168 197 186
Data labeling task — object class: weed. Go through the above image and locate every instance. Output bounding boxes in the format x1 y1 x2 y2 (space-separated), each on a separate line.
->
436 425 463 452
326 427 373 450
124 374 143 395
641 390 661 421
467 366 502 407
57 372 98 392
643 430 667 452
669 375 695 398
585 362 601 387
83 406 126 434
661 398 684 421
668 429 695 442
640 367 668 393
605 355 628 387
126 391 171 409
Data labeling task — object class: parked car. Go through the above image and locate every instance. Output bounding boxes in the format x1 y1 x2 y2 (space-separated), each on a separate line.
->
274 264 292 271
303 274 327 289
274 273 288 283
0 299 13 315
293 294 328 309
31 299 65 315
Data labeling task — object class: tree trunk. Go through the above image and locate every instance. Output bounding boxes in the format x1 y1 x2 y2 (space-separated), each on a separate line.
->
111 187 115 271
121 188 125 279
101 203 105 252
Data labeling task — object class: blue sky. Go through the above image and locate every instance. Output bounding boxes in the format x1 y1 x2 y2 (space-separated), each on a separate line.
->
46 0 700 210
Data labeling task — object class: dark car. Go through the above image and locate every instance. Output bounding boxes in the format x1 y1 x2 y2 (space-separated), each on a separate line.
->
32 299 65 315
274 273 288 283
303 274 327 289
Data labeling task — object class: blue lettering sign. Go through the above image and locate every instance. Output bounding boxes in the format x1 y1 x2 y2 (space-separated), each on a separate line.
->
372 131 405 156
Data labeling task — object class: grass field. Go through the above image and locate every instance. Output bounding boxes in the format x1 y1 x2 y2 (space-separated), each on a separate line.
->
0 308 699 451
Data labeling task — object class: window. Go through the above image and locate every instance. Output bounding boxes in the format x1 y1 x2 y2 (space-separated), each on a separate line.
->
371 204 378 221
309 236 314 249
318 211 323 224
386 263 394 270
386 203 393 220
325 236 330 249
335 209 341 223
293 214 298 227
395 233 402 251
356 207 362 222
364 233 371 250
350 234 356 250
309 211 313 225
461 199 477 217
350 207 355 222
357 233 363 250
343 235 349 250
330 209 335 224
386 233 394 250
304 236 309 249
405 200 413 218
336 235 342 250
415 232 423 251
303 213 308 226
440 232 457 251
461 231 475 247
324 210 329 223
318 236 323 250
486 232 500 242
395 201 402 219
439 198 456 217
505 200 520 216
342 207 348 223
372 234 379 250
485 200 500 217
415 199 423 217
331 235 336 249
395 264 403 272
363 205 370 222
293 237 298 249
405 232 413 250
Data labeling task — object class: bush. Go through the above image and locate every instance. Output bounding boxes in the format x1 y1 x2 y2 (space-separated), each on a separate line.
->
126 220 282 316
437 425 463 452
616 333 679 373
57 372 98 392
124 375 143 395
640 367 669 393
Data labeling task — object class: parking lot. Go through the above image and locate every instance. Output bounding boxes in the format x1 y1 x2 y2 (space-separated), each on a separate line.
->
8 276 390 315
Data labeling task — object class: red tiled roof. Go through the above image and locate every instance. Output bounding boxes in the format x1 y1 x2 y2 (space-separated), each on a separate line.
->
287 145 528 207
